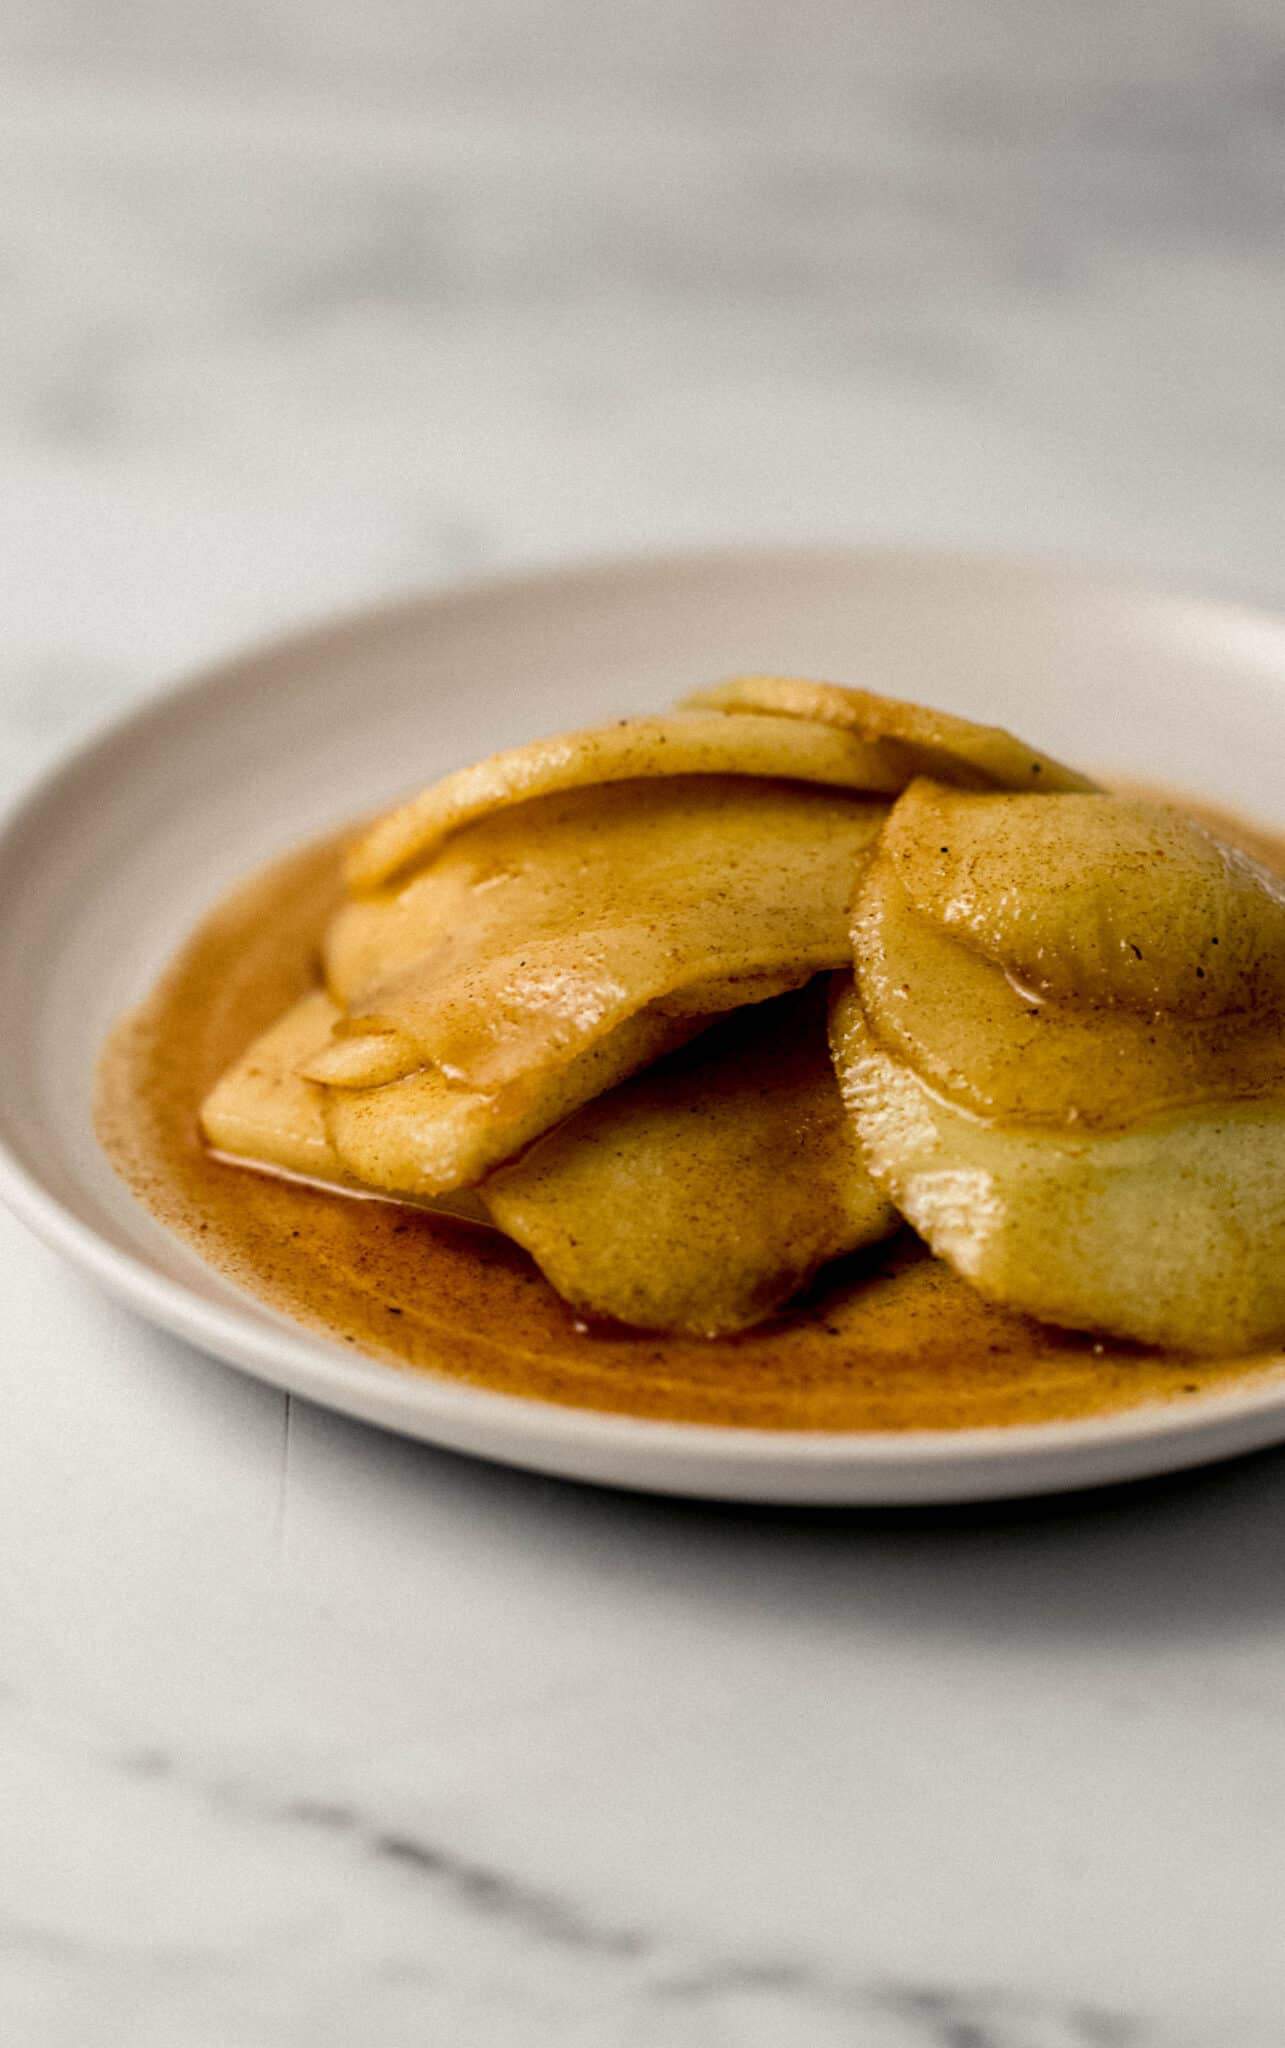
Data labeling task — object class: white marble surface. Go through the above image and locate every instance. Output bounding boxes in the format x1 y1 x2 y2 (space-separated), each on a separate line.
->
2 5 1285 2042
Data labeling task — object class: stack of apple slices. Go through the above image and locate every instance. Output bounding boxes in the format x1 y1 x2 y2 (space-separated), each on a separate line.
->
202 679 1285 1353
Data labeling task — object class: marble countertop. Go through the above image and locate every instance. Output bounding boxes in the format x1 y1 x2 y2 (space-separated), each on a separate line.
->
2 5 1284 2042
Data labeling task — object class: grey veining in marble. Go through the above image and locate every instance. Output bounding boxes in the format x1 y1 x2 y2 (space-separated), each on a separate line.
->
2 5 1285 2044
3 1668 1282 2047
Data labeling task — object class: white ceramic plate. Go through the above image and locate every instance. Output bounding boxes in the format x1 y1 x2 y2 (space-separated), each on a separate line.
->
1 548 1283 1504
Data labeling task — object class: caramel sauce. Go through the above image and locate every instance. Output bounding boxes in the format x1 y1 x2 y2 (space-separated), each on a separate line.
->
95 796 1285 1432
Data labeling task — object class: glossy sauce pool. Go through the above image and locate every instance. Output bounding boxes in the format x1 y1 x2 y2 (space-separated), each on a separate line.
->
95 801 1285 1432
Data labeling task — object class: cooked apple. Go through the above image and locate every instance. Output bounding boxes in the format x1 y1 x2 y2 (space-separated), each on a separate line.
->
834 784 1285 1352
198 988 492 1217
485 985 898 1335
346 710 908 893
876 780 1285 1016
200 989 345 1183
831 986 1285 1355
305 778 885 1109
321 1007 704 1198
683 676 1094 795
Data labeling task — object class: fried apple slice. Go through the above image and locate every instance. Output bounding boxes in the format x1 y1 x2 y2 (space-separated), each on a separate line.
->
306 779 884 1105
321 1007 706 1197
684 677 1094 794
346 711 906 893
879 781 1285 1016
836 785 1285 1353
831 983 1285 1355
852 817 1285 1132
200 990 346 1182
484 985 898 1335
324 781 822 1016
199 989 491 1217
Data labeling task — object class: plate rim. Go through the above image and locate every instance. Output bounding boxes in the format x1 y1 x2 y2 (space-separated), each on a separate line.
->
2 543 1284 1501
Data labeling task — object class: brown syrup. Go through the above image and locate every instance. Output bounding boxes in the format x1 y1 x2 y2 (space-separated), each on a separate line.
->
94 797 1285 1432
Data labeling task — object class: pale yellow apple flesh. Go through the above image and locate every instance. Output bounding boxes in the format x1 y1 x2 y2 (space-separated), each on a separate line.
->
346 710 907 893
484 985 899 1336
306 779 885 1104
321 1008 706 1198
853 843 1285 1132
831 983 1285 1355
200 989 345 1182
683 676 1095 795
197 989 491 1217
879 780 1285 1016
837 783 1285 1353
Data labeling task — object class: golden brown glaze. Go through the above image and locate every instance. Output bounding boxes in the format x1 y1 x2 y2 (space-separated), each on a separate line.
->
95 796 1285 1432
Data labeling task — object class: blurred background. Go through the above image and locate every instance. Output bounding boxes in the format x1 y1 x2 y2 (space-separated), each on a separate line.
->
2 1 1282 776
